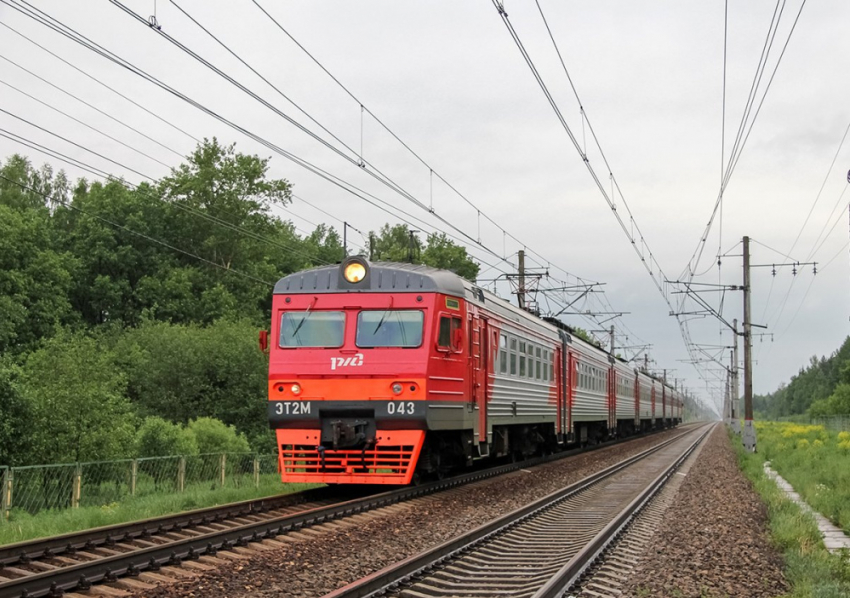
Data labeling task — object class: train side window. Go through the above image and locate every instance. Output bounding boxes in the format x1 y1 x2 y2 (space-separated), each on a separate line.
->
542 350 548 381
437 316 451 348
536 347 542 380
499 334 508 374
437 315 462 351
510 338 517 376
519 342 526 377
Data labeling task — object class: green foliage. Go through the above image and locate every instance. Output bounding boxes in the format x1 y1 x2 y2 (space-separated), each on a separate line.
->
114 319 269 445
187 417 251 454
809 383 850 417
369 224 480 281
0 360 32 466
19 331 137 464
135 416 199 458
754 336 850 418
733 427 850 596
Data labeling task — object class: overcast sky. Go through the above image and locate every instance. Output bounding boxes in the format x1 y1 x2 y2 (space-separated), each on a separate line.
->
2 1 848 413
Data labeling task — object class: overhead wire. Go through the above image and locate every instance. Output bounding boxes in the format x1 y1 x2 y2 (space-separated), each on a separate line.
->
1 0 519 279
247 0 592 288
0 19 198 147
0 172 275 286
0 113 336 267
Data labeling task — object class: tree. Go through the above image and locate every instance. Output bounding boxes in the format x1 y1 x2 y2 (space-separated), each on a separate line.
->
369 224 479 280
20 332 137 464
114 319 269 446
808 383 850 417
0 360 33 466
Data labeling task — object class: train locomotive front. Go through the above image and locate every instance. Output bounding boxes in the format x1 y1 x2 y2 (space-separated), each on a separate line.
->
267 258 472 485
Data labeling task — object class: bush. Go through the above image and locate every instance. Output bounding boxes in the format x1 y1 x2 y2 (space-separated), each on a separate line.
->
136 416 198 457
187 417 250 455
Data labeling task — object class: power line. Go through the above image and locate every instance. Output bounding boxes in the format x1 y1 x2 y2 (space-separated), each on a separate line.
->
248 0 592 289
0 172 275 286
0 18 198 147
2 0 517 279
109 0 513 270
0 116 335 268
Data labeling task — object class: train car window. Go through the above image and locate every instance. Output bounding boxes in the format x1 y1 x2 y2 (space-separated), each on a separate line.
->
510 337 517 376
356 310 424 348
519 342 526 377
499 334 508 374
280 311 345 348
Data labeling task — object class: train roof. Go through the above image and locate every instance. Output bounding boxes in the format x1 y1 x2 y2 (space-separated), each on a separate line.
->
273 261 467 297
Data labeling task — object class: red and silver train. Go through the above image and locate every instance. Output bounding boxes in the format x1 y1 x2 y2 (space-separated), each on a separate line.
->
267 257 682 485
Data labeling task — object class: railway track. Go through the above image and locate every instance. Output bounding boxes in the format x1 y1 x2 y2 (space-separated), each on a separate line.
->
325 423 712 598
0 425 688 598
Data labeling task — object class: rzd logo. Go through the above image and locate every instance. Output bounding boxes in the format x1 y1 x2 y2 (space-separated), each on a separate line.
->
330 353 364 370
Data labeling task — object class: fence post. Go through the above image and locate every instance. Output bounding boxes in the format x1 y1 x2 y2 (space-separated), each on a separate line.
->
253 456 260 488
177 457 186 493
2 468 11 520
72 463 82 509
130 460 137 496
219 454 226 488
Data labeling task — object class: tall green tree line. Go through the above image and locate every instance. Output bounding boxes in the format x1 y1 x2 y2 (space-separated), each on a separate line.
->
0 140 479 466
754 336 850 419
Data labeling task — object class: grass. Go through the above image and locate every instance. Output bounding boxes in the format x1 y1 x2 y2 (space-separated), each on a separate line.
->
0 475 322 546
754 422 850 533
732 426 850 598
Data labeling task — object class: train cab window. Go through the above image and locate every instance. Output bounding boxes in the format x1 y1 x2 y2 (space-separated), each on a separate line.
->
510 338 517 375
280 311 345 348
437 315 462 350
499 334 508 374
356 310 424 348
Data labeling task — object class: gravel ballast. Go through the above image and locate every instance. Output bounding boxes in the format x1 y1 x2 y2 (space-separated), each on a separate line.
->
621 425 788 597
133 427 692 598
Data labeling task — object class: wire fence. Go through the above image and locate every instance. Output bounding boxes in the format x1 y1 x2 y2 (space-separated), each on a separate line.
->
810 415 850 432
1 453 280 521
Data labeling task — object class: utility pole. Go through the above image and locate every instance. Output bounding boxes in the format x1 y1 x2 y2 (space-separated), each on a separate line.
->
518 249 526 310
609 325 615 355
742 236 756 452
343 222 348 257
369 233 375 261
731 319 740 434
407 230 419 264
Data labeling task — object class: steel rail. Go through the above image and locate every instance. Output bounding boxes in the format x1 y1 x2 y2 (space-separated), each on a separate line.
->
0 425 688 598
532 425 712 598
322 424 710 598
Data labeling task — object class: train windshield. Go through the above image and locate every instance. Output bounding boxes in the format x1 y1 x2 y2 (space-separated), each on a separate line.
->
356 310 424 348
280 311 345 347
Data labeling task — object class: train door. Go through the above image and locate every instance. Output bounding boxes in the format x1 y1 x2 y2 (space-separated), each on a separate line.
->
468 310 487 448
633 375 640 429
567 351 576 442
607 368 616 435
651 385 656 424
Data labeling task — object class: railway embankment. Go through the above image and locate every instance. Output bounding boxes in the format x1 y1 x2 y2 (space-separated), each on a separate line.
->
130 427 690 598
620 425 788 597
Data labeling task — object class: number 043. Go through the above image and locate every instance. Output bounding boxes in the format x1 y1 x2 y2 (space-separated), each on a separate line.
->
388 401 415 415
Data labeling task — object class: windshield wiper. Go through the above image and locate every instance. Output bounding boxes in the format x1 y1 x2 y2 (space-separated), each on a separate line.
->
289 297 317 343
371 297 395 335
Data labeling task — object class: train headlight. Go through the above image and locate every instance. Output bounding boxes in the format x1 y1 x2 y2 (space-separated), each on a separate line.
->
291 384 302 395
391 383 403 395
343 261 366 283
